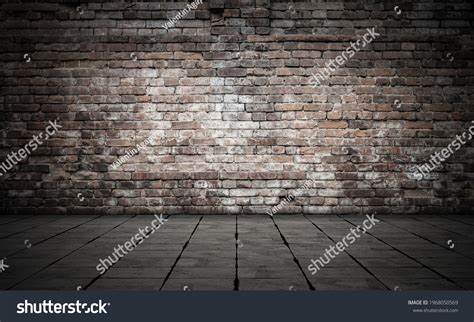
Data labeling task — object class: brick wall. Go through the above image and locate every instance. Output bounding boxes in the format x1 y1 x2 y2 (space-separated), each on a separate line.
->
0 0 473 215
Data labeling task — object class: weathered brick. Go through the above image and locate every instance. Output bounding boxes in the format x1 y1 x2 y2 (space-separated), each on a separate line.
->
0 0 471 216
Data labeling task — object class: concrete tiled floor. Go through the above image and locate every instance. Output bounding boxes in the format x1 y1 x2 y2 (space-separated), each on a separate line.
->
0 215 473 290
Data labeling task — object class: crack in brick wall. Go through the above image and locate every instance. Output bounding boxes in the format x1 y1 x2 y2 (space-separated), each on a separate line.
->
0 0 473 215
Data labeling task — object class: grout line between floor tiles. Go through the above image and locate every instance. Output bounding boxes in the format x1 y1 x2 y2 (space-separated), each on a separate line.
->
234 214 239 291
6 215 103 258
159 216 202 291
270 216 315 291
8 215 136 290
406 215 470 237
337 215 467 290
441 216 474 227
376 216 474 261
0 216 72 240
85 215 172 290
304 215 391 290
0 215 35 226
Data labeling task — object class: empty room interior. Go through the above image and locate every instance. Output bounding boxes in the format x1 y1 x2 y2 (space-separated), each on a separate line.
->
0 0 473 291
